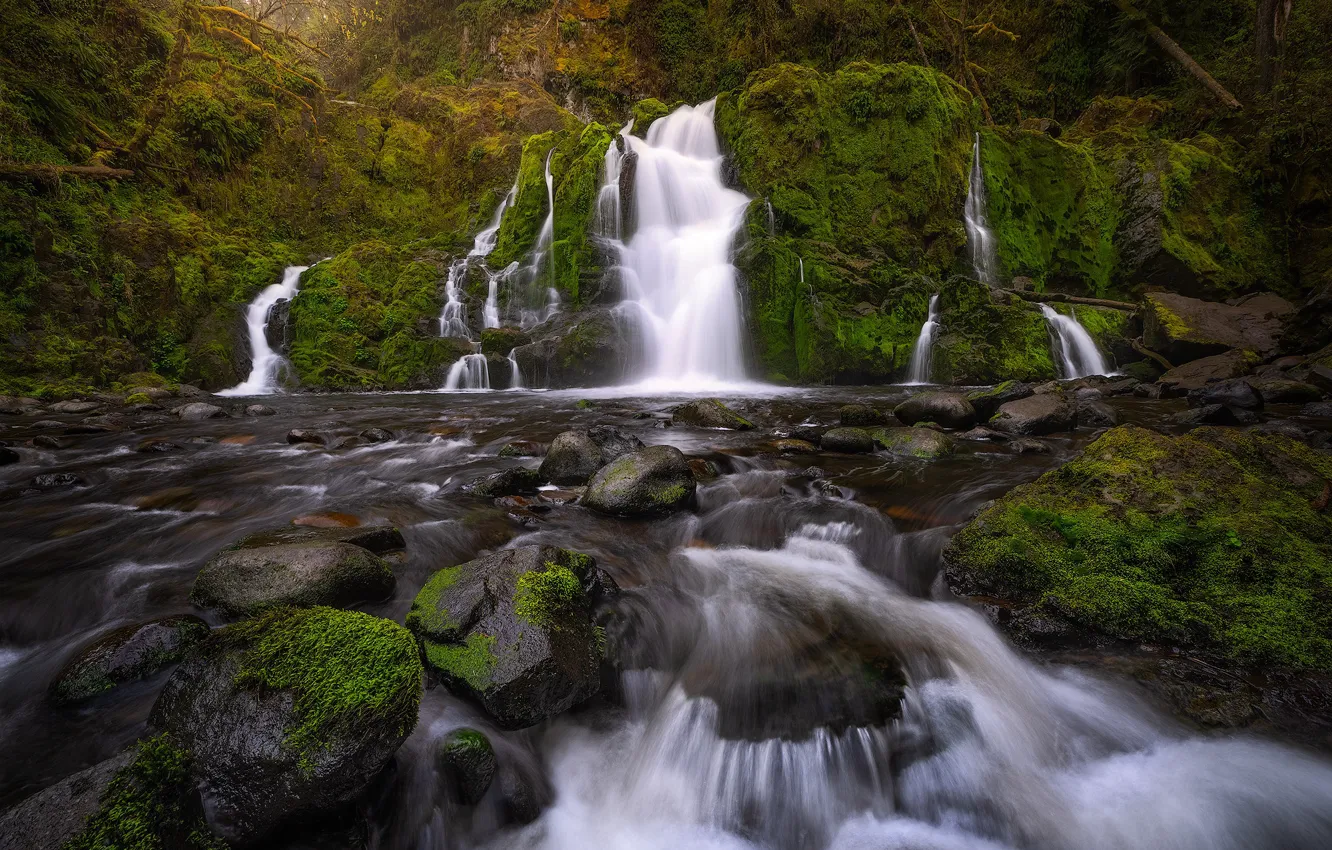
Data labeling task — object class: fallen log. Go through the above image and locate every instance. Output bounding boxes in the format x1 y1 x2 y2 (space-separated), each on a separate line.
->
1007 290 1139 311
1130 337 1175 371
0 163 135 181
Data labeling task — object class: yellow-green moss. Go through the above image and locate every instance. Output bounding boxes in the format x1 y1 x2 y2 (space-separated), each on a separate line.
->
423 633 499 691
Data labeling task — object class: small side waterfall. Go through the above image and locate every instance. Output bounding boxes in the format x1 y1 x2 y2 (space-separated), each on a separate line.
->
964 132 998 286
537 149 556 289
442 353 490 391
219 264 310 396
441 181 517 338
904 294 941 385
507 349 523 389
1040 304 1111 378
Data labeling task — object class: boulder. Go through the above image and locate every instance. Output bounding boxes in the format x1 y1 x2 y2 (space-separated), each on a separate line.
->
581 446 696 517
360 427 395 443
244 404 277 417
51 616 211 704
50 401 100 415
1157 349 1260 395
965 381 1034 420
820 427 875 453
1187 378 1263 410
537 427 644 485
837 404 884 427
191 542 395 617
1008 438 1051 454
1076 399 1119 428
406 546 614 729
126 386 173 401
232 524 406 556
893 391 977 429
1170 404 1258 427
958 426 1009 442
174 403 229 421
498 440 545 458
0 447 19 466
286 429 325 446
671 399 754 430
1143 292 1293 363
1250 379 1322 405
1302 401 1332 418
437 728 496 805
871 427 955 459
0 751 134 850
29 472 83 489
989 394 1076 436
150 607 422 846
469 467 543 498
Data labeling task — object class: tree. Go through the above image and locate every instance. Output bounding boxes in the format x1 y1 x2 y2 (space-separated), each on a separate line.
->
1256 0 1293 93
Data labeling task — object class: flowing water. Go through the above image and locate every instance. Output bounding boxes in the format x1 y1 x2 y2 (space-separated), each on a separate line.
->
964 134 998 287
904 295 941 385
442 181 517 338
1039 304 1112 378
218 265 310 396
443 354 491 391
3 388 1331 850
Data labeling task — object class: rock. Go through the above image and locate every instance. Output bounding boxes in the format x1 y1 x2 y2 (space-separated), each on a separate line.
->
537 427 644 485
965 381 1034 420
0 750 135 850
688 458 720 481
1097 377 1141 396
407 546 613 729
1309 363 1332 394
510 308 631 388
31 435 66 450
469 467 542 498
437 728 496 805
0 447 19 466
671 398 754 430
360 427 395 443
174 402 229 421
233 524 406 556
1187 378 1262 410
1302 401 1332 417
837 404 884 427
894 391 977 429
244 404 277 417
174 385 209 399
291 512 361 529
191 542 395 617
1142 292 1293 363
790 423 828 444
769 438 818 454
1133 382 1165 399
820 427 875 453
581 446 697 517
989 394 1076 436
31 420 64 429
286 429 325 446
1008 438 1051 455
871 427 955 459
1076 399 1119 428
330 436 363 450
29 472 83 489
1158 349 1259 395
958 426 1008 442
126 385 173 401
1032 381 1062 394
50 400 100 415
1171 404 1259 427
498 440 545 458
136 438 181 453
50 616 211 704
150 607 422 845
1250 379 1322 405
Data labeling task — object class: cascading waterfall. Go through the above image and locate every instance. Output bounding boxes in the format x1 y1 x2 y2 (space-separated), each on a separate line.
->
440 181 517 338
507 349 523 389
964 132 999 286
538 149 556 289
904 294 941 385
219 264 310 396
1040 303 1111 378
601 100 752 389
442 352 490 391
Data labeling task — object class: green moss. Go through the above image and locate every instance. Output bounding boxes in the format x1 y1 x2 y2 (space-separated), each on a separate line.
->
630 98 673 134
124 392 153 405
223 607 422 768
932 280 1055 383
947 426 1332 669
423 633 498 691
514 561 583 628
63 735 224 850
405 566 465 639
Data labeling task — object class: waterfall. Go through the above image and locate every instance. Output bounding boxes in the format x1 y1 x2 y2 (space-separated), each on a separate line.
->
441 181 518 338
1040 304 1111 378
964 132 998 286
594 125 630 240
442 352 490 391
219 265 310 396
537 148 556 290
507 349 523 389
904 294 941 385
601 100 752 389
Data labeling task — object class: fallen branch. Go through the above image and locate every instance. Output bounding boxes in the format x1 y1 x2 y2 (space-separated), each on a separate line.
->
1130 337 1175 371
0 163 134 181
1007 290 1139 311
1111 0 1241 110
198 4 330 58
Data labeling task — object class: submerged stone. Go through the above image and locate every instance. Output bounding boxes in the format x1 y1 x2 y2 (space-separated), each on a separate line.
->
820 427 874 453
437 728 496 805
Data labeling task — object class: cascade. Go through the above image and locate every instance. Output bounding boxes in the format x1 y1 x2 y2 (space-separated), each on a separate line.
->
964 132 999 286
593 124 630 240
600 100 752 389
507 349 523 389
903 294 941 385
442 352 490 391
219 264 310 396
1040 303 1112 378
537 148 556 289
441 181 517 337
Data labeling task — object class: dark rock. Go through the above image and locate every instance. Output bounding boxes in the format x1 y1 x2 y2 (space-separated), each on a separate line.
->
437 728 496 805
1302 401 1332 417
264 298 293 355
49 400 100 415
1008 438 1051 455
1076 399 1119 428
245 404 278 417
31 435 66 450
407 546 613 729
469 467 542 498
126 385 173 401
30 472 83 489
1157 349 1257 396
581 445 696 516
1133 382 1166 399
1097 377 1141 396
136 438 181 453
330 436 363 450
0 447 19 466
233 524 406 556
51 616 211 704
1251 379 1322 405
1170 404 1250 427
965 381 1034 420
1143 292 1293 363
191 542 395 617
498 440 545 458
894 391 977 429
1188 378 1262 410
671 399 754 430
510 308 630 388
479 327 532 357
768 438 818 454
31 420 64 429
1307 363 1332 394
0 751 134 850
871 427 955 459
790 423 827 444
286 429 325 446
537 427 644 485
837 404 884 427
175 385 209 399
150 607 422 846
958 427 1009 442
820 427 875 453
989 394 1076 436
174 402 229 421
360 427 395 443
687 458 720 481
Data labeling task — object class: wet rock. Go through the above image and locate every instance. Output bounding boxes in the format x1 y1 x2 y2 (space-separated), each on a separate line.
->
174 385 209 399
1250 379 1322 405
1187 378 1262 410
51 616 211 704
437 728 496 805
498 440 545 458
837 404 884 427
769 438 818 454
989 393 1076 436
0 750 134 850
1008 438 1051 455
126 385 173 401
29 472 83 489
49 400 100 415
1170 404 1258 427
191 542 395 617
174 402 229 421
581 445 697 517
291 512 361 529
670 398 754 430
31 419 64 429
871 427 955 459
537 427 644 486
820 427 875 453
407 546 614 729
330 436 363 450
1143 291 1293 363
1133 382 1166 399
1158 349 1257 395
894 391 977 429
790 423 828 444
1096 377 1141 396
234 524 406 556
150 607 422 846
244 404 277 416
1302 401 1332 417
286 429 326 446
688 458 720 481
0 447 19 466
958 426 1009 442
135 487 200 511
1076 399 1119 428
965 381 1034 420
31 435 66 450
469 467 543 498
360 427 395 443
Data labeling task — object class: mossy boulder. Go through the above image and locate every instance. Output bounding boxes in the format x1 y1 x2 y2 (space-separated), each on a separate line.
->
838 404 885 427
1143 292 1293 364
149 607 422 845
437 728 497 805
511 307 631 388
670 398 754 430
538 426 643 485
51 616 211 704
406 546 614 729
0 750 138 850
989 392 1076 435
820 427 875 453
944 426 1332 670
191 542 396 618
1158 349 1261 394
871 427 955 459
580 445 697 516
893 391 976 429
931 281 1057 384
966 380 1034 420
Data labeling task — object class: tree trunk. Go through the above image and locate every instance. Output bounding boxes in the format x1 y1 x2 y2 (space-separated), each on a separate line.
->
1257 0 1293 93
0 163 135 181
1113 0 1242 110
1007 290 1139 311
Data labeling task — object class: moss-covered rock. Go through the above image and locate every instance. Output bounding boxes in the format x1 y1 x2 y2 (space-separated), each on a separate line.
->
944 426 1332 670
671 398 754 430
51 616 210 704
580 445 697 516
932 280 1057 384
437 728 497 805
191 541 396 618
538 426 644 485
871 426 956 459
